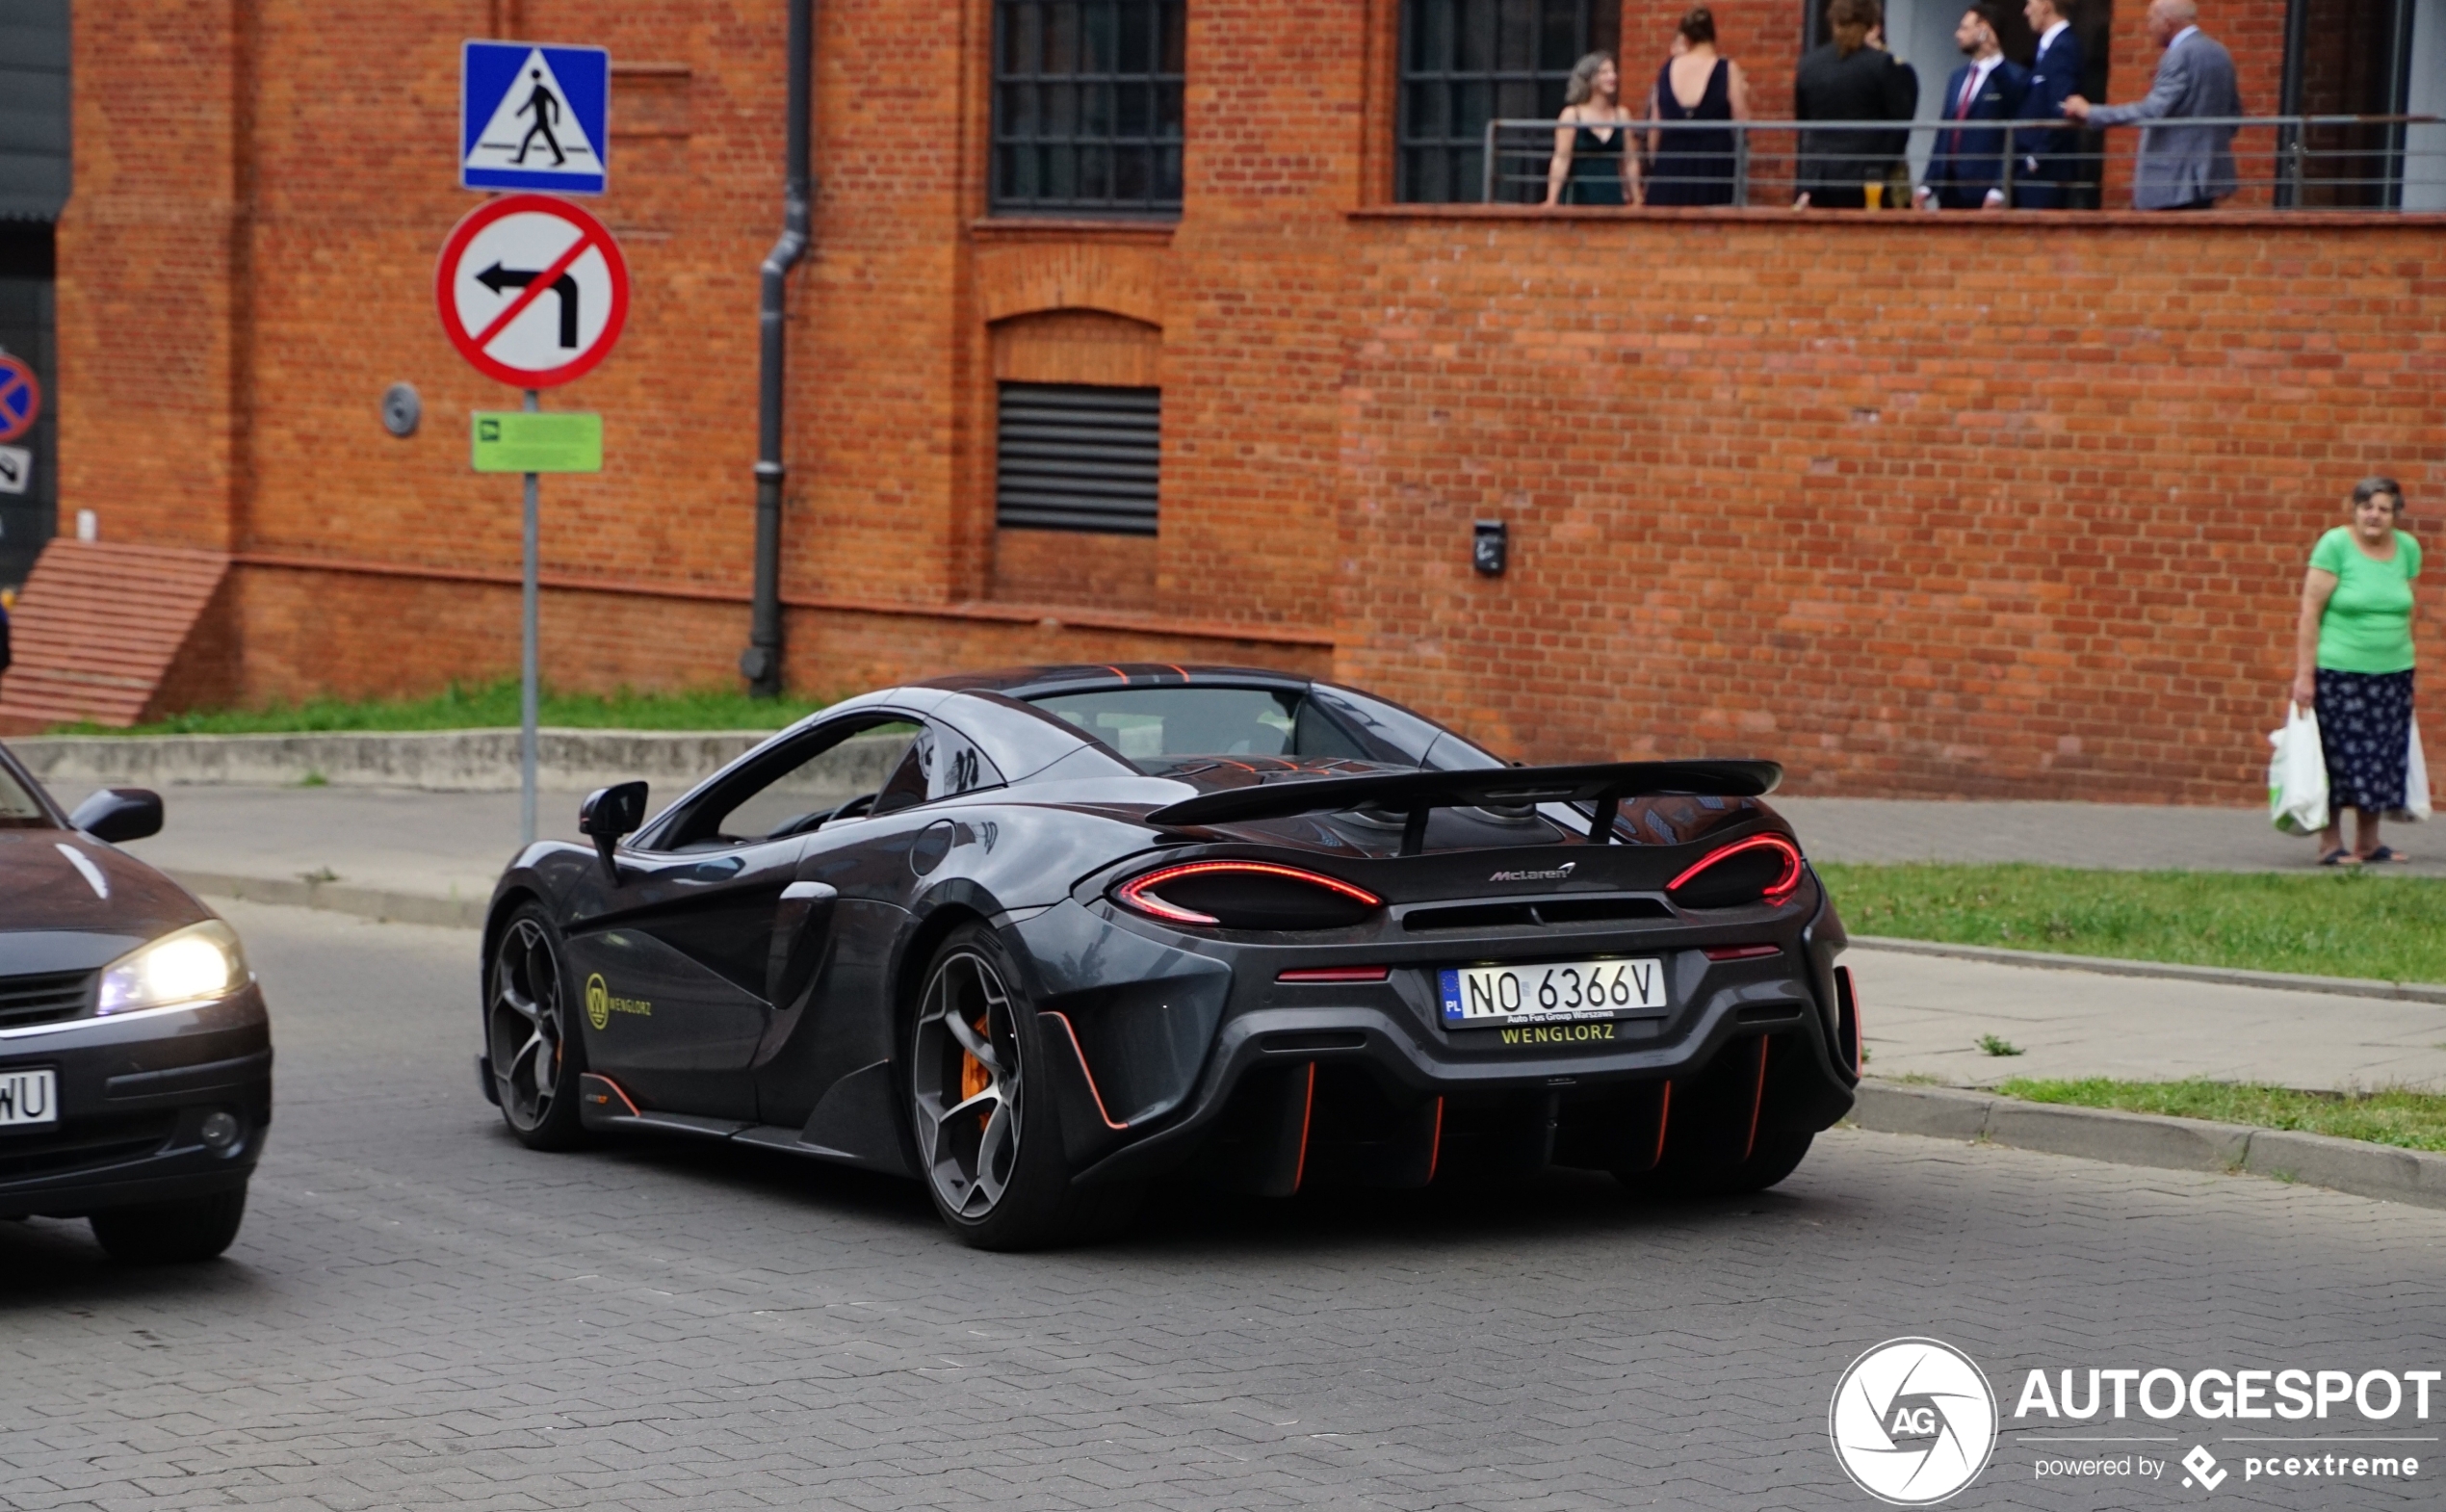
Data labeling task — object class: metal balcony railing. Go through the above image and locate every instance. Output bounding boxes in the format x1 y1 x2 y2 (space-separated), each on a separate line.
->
1478 115 2446 212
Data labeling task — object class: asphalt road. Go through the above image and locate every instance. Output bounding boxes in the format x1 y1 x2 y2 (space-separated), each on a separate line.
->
3 901 2442 1511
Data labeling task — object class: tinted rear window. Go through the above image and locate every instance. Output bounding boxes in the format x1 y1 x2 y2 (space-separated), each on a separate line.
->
1025 684 1499 770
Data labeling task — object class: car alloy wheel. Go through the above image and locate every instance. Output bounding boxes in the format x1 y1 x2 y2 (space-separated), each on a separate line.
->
912 947 1026 1221
488 909 585 1148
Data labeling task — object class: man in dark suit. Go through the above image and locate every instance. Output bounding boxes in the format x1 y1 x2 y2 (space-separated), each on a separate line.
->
2013 0 2086 207
1794 0 1922 208
2065 0 2241 208
1917 4 2030 209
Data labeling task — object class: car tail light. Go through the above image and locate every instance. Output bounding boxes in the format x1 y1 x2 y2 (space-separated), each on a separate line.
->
1276 965 1392 983
1666 834 1803 909
1703 943 1782 961
1114 861 1383 930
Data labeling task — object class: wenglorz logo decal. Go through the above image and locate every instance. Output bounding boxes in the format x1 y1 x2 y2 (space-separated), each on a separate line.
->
1829 1339 1999 1505
1489 862 1574 882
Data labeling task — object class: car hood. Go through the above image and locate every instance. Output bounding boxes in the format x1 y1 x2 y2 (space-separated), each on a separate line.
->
0 829 213 973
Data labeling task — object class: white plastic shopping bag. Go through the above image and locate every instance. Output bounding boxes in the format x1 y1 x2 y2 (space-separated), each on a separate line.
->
2269 704 2330 835
2389 722 2431 823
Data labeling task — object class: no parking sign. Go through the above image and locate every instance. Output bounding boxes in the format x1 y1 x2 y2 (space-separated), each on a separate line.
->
0 353 39 444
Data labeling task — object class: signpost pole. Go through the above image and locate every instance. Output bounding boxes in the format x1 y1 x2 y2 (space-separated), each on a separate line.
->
520 388 540 847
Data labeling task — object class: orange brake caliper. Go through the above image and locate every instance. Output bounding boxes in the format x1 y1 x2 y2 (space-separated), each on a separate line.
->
960 1014 992 1116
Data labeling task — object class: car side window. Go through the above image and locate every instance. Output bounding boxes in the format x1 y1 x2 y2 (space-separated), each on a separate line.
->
871 729 934 817
870 721 1005 818
658 717 925 849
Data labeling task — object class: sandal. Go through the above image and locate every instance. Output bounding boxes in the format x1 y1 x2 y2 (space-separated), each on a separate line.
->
2319 847 2362 867
2363 846 2410 864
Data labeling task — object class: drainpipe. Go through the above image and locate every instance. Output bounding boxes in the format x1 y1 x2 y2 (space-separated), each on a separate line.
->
742 0 813 696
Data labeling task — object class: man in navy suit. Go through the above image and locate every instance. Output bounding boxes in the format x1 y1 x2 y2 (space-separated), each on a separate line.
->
2014 0 2086 206
1916 5 2030 209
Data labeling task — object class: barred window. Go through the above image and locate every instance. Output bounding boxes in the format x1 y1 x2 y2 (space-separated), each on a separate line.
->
1396 0 1620 203
996 383 1160 535
993 0 1185 216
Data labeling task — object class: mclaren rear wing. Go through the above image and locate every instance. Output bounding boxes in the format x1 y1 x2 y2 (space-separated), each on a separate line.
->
1145 759 1782 855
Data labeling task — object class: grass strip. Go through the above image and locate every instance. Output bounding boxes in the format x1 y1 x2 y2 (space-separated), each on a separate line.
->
49 680 835 736
1997 1077 2446 1154
1818 861 2446 987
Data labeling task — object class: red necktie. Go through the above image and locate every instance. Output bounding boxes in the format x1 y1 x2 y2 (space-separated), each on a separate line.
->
1951 68 1978 159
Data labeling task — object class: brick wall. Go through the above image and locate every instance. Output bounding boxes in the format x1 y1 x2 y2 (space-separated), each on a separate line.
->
50 0 2444 802
1338 208 2443 801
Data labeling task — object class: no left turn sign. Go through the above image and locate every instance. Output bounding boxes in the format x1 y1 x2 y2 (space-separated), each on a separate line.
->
435 194 629 388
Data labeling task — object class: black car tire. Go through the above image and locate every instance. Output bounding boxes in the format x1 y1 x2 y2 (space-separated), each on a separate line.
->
908 924 1135 1251
488 904 590 1151
1616 1129 1814 1199
89 1185 247 1264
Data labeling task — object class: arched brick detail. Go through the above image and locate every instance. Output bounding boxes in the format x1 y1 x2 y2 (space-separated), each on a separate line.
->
974 241 1166 326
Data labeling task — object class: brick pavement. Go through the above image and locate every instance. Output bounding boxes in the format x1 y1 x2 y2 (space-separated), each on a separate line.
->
2 900 2441 1510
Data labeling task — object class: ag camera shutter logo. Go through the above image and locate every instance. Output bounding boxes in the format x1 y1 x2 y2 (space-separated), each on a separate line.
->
1829 1338 1999 1504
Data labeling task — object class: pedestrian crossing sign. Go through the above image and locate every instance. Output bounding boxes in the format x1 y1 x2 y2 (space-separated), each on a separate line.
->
461 41 609 195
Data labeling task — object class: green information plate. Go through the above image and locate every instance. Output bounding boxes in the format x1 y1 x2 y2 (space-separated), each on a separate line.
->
471 412 603 473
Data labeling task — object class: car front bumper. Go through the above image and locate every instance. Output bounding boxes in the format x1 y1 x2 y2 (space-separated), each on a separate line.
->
0 980 273 1218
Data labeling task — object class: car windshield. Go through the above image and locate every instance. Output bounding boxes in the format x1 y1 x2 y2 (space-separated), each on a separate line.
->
1026 684 1501 771
0 761 53 828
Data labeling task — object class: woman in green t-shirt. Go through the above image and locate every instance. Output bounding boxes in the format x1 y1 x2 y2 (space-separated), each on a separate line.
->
2291 477 2422 866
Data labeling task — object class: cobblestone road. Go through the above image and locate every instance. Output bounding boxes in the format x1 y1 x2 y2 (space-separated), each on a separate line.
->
4 901 2442 1511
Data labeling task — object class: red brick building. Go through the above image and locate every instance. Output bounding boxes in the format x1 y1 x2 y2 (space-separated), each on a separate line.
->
6 0 2440 801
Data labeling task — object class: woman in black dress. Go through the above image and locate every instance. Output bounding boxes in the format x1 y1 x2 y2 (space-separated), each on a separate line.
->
1638 8 1752 206
1543 52 1635 207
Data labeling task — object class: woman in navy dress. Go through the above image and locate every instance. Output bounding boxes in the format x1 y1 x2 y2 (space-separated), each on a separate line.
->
1543 52 1635 207
1638 8 1750 206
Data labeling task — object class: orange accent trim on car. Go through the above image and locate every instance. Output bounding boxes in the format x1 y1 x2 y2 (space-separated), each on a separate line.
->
581 1073 640 1117
1702 943 1782 961
1275 965 1391 983
1742 1038 1770 1163
1424 1095 1444 1185
1290 1063 1316 1193
1653 1081 1674 1170
1114 860 1383 925
1040 1010 1128 1131
1666 833 1804 901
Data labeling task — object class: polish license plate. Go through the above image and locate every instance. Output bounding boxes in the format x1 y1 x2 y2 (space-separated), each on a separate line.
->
0 1068 57 1128
1440 958 1667 1027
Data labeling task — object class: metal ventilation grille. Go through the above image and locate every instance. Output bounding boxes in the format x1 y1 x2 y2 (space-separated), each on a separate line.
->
0 969 92 1029
996 383 1159 536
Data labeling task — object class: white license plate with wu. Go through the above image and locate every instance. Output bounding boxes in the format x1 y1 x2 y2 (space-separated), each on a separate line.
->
1440 958 1667 1027
0 1068 57 1128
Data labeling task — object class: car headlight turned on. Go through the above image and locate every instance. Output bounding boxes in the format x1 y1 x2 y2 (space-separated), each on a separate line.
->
97 920 250 1015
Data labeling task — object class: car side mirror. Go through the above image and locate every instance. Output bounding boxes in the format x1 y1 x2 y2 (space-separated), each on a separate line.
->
579 781 649 882
70 788 163 844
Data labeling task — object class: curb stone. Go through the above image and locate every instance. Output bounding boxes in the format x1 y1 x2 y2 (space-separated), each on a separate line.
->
10 727 905 795
1852 934 2446 1006
172 869 489 931
1850 1080 2446 1209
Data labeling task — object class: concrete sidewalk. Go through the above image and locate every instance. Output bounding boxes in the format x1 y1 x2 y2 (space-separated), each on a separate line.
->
96 784 2446 1097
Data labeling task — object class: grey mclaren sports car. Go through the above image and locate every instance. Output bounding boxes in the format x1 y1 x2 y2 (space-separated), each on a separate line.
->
479 665 1861 1248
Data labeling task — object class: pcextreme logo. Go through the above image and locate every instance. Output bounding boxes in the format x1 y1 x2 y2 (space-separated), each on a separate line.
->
584 973 649 1030
1829 1338 1999 1505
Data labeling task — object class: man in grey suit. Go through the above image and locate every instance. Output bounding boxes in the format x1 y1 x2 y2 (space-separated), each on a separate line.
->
2062 0 2241 208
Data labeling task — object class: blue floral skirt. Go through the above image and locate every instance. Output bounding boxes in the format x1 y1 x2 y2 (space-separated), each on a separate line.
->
2316 667 2415 814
